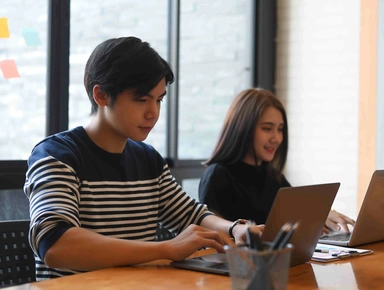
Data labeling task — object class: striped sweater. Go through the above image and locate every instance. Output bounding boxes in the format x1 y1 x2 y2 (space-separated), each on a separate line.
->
24 126 211 280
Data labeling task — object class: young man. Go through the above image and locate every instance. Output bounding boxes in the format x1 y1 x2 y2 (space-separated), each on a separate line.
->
24 37 263 280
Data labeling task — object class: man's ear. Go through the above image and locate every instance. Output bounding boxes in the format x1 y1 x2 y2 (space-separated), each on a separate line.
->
93 85 109 107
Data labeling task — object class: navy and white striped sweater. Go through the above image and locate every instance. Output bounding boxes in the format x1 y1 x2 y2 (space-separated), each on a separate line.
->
24 126 211 280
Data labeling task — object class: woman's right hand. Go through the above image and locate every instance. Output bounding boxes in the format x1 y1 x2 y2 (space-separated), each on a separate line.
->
232 223 265 244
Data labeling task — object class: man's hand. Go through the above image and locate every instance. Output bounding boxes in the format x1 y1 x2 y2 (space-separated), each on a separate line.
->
163 224 225 261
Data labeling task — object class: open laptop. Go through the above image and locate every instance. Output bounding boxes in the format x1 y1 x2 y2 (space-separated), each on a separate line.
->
319 170 384 247
170 182 340 275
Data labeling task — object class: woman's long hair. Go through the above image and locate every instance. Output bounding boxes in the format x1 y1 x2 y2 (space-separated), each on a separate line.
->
204 88 288 180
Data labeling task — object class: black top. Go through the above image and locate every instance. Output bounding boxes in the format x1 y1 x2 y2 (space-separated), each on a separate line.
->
198 162 291 224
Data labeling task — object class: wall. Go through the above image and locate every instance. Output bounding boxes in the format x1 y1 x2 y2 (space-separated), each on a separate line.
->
358 0 378 207
378 0 384 169
275 0 361 218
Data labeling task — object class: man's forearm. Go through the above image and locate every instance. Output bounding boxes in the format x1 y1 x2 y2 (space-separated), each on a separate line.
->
200 215 232 239
44 227 170 271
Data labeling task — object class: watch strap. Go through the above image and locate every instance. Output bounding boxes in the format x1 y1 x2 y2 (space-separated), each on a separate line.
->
228 219 248 239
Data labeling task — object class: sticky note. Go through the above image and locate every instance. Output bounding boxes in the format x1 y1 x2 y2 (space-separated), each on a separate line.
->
0 18 10 38
0 60 20 79
22 27 41 46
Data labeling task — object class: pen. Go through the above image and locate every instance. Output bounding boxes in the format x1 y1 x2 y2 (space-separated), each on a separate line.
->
250 222 297 290
246 227 265 251
265 221 298 270
247 222 298 290
268 222 291 251
277 221 299 250
331 250 360 258
315 248 329 253
349 252 360 257
336 252 350 259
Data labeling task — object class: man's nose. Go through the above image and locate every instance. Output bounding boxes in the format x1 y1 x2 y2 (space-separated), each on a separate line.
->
144 101 159 120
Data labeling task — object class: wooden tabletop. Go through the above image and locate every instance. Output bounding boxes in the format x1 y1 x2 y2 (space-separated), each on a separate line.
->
7 241 384 290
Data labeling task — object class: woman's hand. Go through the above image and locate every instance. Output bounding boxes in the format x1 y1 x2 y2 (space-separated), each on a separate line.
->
322 209 356 234
232 223 265 244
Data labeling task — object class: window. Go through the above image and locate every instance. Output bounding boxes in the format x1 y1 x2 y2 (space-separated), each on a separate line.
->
178 0 252 159
0 0 48 160
69 0 168 155
0 0 274 219
182 178 200 201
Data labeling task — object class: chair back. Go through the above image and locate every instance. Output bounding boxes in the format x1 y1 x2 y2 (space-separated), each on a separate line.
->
0 220 36 288
0 161 29 221
155 224 176 241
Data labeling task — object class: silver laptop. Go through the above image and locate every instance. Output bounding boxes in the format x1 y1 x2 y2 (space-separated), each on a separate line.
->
319 170 384 247
170 182 340 275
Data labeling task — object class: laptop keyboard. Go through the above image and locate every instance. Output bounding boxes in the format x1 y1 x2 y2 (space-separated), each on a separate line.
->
320 232 351 241
208 262 229 270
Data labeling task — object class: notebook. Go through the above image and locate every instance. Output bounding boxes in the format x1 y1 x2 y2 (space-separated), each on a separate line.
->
319 170 384 247
170 182 340 275
311 243 373 262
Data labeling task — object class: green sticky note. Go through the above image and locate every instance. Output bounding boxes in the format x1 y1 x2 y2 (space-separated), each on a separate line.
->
22 27 41 46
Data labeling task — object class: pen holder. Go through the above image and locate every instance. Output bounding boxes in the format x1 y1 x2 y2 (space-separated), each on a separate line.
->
226 243 293 290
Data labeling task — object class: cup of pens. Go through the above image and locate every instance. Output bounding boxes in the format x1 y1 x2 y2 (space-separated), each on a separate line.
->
226 222 297 290
226 243 292 290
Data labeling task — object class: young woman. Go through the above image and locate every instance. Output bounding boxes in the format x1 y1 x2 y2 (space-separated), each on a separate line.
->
199 88 355 232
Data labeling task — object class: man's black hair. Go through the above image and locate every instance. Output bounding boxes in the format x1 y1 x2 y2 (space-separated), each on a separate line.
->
84 36 175 114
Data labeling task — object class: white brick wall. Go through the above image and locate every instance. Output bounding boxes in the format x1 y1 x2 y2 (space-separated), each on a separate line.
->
275 0 361 218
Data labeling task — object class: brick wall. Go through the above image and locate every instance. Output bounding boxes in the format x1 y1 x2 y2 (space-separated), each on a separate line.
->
275 0 361 218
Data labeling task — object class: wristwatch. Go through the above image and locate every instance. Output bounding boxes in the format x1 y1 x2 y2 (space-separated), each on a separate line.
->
229 219 248 239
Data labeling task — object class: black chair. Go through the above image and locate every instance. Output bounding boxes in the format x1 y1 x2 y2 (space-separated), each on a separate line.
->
155 224 176 241
0 161 29 221
0 220 36 288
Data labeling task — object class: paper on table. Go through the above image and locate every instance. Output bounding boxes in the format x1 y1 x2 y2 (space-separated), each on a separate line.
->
311 243 373 262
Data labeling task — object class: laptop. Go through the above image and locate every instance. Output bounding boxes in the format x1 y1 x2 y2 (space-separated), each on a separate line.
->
319 170 384 247
170 182 340 275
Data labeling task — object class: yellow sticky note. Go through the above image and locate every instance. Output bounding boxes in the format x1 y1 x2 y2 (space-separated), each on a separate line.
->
0 18 10 38
0 60 20 79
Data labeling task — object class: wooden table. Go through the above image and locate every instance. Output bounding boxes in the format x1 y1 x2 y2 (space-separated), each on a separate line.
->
7 242 384 290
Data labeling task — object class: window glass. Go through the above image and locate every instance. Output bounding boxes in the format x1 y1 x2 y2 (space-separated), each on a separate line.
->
0 0 47 160
179 0 252 159
69 0 168 155
182 178 201 201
